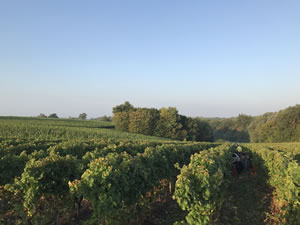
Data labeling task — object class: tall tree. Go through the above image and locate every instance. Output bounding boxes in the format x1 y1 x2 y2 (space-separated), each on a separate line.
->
112 101 135 113
113 112 130 132
128 108 159 135
155 107 184 140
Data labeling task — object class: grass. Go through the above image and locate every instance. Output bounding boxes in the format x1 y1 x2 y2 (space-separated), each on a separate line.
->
217 170 274 225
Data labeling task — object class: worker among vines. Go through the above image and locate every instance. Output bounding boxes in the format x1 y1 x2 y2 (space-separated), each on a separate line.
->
232 146 255 175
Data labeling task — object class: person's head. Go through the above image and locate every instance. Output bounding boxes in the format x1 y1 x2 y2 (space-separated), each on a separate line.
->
237 146 242 152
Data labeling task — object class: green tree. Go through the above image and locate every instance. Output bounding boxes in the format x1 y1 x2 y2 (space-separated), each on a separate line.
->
79 113 87 120
235 114 253 131
113 112 130 131
207 114 252 142
38 113 47 118
48 113 58 119
112 102 135 132
111 103 215 141
187 118 214 142
128 108 159 135
253 105 300 142
155 107 184 140
112 101 135 113
248 112 275 142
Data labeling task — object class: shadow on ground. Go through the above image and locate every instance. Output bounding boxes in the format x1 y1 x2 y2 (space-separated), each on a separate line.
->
217 150 274 225
142 196 186 225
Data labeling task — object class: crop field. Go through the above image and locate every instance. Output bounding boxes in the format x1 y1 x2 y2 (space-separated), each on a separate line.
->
0 117 299 225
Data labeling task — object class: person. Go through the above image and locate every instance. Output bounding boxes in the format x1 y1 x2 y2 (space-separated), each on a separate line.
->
240 153 248 169
232 152 240 163
232 151 256 176
232 152 244 175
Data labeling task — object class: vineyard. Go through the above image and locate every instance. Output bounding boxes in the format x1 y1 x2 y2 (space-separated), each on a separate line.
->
0 117 299 225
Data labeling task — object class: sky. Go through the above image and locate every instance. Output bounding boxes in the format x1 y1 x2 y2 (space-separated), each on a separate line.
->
1 0 300 118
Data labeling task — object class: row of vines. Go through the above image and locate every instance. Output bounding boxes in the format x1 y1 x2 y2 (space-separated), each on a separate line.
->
0 136 217 224
245 144 300 224
173 144 300 225
1 117 299 225
1 140 299 225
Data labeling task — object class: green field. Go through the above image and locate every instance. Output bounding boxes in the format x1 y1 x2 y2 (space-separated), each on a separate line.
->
0 116 168 141
0 117 299 225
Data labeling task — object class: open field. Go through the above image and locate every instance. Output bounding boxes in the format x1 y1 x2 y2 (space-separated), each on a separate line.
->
0 116 168 141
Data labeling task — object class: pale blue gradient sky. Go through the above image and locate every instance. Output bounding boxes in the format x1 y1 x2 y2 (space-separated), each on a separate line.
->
1 0 300 118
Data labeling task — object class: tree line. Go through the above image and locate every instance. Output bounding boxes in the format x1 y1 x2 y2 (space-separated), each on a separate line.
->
112 102 214 142
113 102 300 143
206 104 300 143
38 113 88 120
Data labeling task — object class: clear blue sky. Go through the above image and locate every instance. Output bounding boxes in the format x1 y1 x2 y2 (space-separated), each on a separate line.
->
1 0 299 118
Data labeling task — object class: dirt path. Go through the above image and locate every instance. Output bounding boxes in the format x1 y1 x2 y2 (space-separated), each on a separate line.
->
142 196 186 225
217 170 274 225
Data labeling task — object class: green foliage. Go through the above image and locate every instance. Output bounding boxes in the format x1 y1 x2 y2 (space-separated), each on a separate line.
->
78 113 87 120
155 107 184 140
112 101 135 113
95 115 112 121
208 114 253 142
1 116 300 224
173 145 233 225
113 112 131 131
0 152 28 185
254 105 300 142
4 153 81 224
70 143 216 224
174 143 300 224
128 108 159 136
248 112 276 142
244 144 300 224
48 113 58 118
0 116 165 141
38 113 47 118
112 103 214 142
208 104 300 143
186 118 214 142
